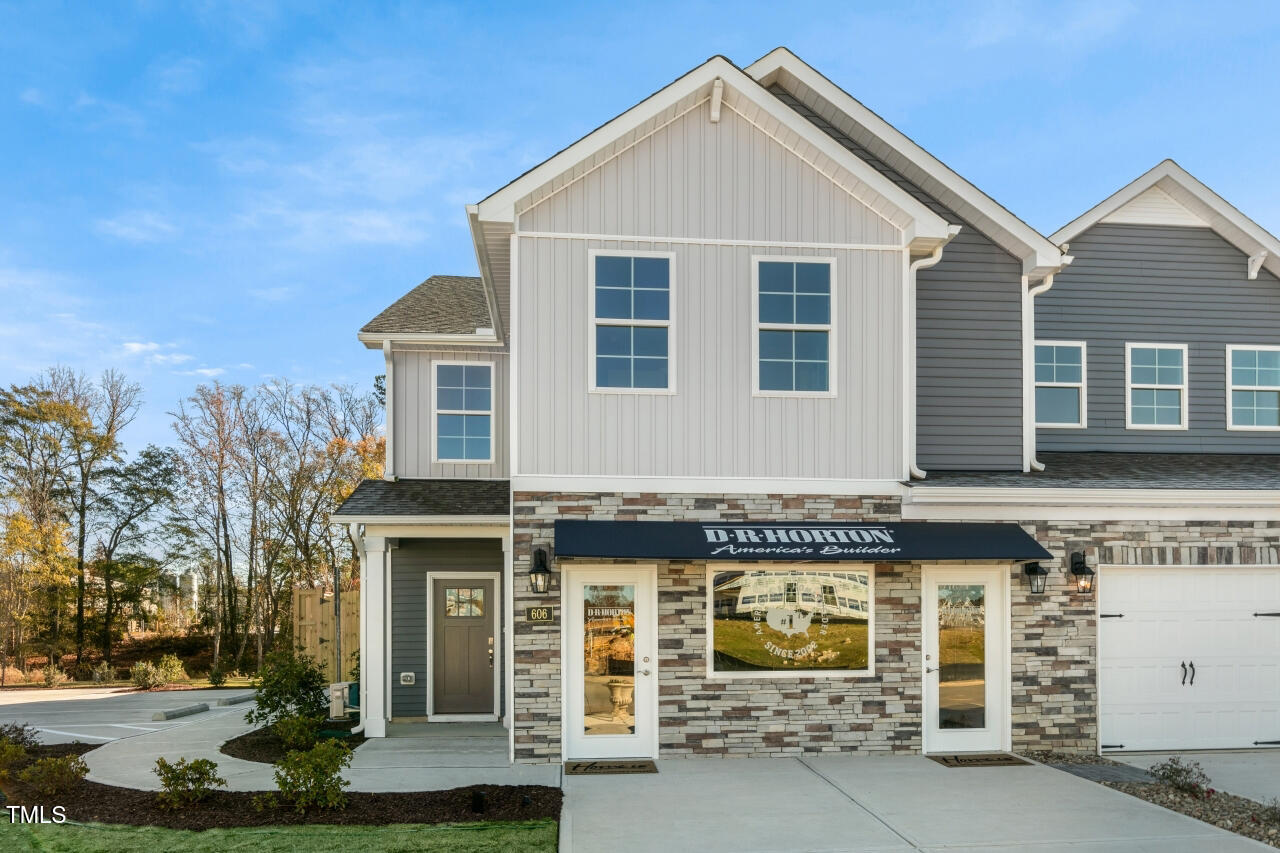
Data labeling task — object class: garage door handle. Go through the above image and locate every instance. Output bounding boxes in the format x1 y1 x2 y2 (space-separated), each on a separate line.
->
1181 661 1187 685
1188 661 1195 686
1256 612 1280 617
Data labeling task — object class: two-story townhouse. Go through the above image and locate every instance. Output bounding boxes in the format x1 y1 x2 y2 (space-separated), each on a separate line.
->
334 49 1280 764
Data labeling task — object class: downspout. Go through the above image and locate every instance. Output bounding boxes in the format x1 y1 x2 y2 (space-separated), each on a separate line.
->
1025 272 1057 472
907 225 962 479
382 340 395 481
346 522 367 734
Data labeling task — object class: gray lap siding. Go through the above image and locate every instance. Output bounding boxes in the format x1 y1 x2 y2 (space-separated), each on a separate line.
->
389 538 503 718
1037 223 1280 451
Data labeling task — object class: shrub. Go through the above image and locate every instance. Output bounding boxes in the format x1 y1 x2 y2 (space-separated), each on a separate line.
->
1150 756 1212 795
131 661 163 690
0 741 27 779
273 713 323 751
42 666 67 688
0 722 41 750
208 666 227 687
273 740 352 813
154 757 226 810
17 755 88 796
245 651 327 728
91 661 114 683
1259 798 1280 826
156 654 188 684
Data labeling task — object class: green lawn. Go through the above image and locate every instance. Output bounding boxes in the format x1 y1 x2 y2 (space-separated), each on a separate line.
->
713 618 868 670
1 819 558 852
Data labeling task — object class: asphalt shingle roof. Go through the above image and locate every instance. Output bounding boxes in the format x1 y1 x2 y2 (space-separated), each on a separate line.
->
360 275 493 336
333 479 510 517
915 452 1280 490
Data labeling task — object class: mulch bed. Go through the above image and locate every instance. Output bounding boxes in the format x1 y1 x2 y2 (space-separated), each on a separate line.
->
220 720 366 764
1105 782 1280 848
3 778 562 829
1 740 561 830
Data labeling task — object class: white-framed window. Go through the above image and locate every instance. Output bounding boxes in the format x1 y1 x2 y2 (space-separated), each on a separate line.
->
1125 343 1188 430
1226 345 1280 430
432 361 494 463
752 257 836 396
706 564 873 679
1034 341 1087 428
588 250 675 393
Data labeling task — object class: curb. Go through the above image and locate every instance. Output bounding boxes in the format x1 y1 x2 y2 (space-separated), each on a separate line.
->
152 702 209 721
215 693 255 706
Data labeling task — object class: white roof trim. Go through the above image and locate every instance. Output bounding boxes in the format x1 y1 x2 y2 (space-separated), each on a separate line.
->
475 56 951 249
1052 159 1280 280
333 514 510 526
357 332 501 349
746 47 1064 279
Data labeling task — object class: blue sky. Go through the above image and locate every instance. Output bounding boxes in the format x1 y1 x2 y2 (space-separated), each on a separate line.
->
4 0 1280 450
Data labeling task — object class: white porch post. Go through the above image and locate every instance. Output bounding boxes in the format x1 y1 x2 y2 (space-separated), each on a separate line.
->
362 535 390 737
502 532 514 762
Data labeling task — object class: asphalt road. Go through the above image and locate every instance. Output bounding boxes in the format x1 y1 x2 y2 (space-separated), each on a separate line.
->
0 687 251 744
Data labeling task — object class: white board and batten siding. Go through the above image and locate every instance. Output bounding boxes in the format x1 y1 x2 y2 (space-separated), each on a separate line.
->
1099 566 1280 751
391 349 510 479
513 99 908 481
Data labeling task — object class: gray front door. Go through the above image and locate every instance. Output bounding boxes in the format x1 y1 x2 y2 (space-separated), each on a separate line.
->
432 578 495 714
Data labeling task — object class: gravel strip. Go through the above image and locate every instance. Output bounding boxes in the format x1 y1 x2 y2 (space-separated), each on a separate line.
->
1019 750 1126 767
1105 782 1280 849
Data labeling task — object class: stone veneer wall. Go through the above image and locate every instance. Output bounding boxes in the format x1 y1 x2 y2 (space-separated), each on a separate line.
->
512 492 912 762
1006 519 1279 754
512 491 1278 761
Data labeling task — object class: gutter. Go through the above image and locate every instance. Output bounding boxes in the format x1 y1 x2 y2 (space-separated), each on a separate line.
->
906 225 962 479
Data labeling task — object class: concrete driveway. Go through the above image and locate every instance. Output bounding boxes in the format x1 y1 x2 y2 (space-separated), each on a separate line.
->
0 687 248 744
1113 750 1280 805
561 756 1271 853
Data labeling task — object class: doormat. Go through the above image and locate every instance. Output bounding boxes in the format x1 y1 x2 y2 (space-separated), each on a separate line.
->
928 753 1030 768
564 759 658 775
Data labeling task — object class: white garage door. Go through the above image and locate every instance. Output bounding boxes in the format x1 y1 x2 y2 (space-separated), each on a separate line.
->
1099 566 1280 752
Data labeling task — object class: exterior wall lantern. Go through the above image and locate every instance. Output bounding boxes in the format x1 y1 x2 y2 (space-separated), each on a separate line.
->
530 547 552 595
1070 551 1096 594
1022 562 1048 594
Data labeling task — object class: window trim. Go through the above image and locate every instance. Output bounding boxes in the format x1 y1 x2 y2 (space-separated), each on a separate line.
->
1033 340 1088 429
1124 342 1189 431
751 255 838 398
587 248 677 395
430 360 496 464
1226 344 1280 431
704 563 875 680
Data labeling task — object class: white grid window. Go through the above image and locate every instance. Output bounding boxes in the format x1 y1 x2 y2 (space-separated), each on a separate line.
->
1227 345 1280 430
1034 341 1086 428
1125 343 1188 430
753 257 836 396
589 251 674 392
433 362 493 463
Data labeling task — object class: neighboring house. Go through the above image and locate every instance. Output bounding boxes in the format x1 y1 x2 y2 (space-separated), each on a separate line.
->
334 49 1280 763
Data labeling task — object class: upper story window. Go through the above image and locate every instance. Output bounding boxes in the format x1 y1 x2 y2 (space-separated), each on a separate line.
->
434 362 493 463
589 252 673 392
754 258 834 395
1227 345 1280 430
1125 343 1187 430
1034 341 1086 428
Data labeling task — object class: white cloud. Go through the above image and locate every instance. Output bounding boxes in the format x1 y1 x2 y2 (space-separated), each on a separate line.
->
19 88 44 106
153 57 205 94
181 366 226 378
122 341 161 354
95 211 179 243
249 285 294 302
119 341 195 367
151 352 194 365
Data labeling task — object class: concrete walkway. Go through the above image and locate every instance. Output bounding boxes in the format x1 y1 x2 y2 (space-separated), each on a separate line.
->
560 756 1271 853
1113 750 1280 805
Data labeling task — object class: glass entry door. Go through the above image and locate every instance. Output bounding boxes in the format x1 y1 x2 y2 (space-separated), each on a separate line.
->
564 568 656 759
923 567 1008 753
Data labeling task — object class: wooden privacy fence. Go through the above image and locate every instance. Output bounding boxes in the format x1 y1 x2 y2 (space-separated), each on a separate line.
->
292 589 359 682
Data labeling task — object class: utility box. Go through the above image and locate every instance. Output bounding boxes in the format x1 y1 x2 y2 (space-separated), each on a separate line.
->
328 681 352 720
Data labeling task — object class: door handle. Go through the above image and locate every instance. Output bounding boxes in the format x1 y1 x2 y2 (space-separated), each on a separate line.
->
1181 661 1187 685
488 636 494 669
1188 661 1195 686
925 667 938 674
640 669 651 676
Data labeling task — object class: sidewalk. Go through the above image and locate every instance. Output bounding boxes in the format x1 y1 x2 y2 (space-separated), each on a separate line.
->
82 705 559 792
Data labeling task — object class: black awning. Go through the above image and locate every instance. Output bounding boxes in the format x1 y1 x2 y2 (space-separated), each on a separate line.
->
553 520 1051 562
